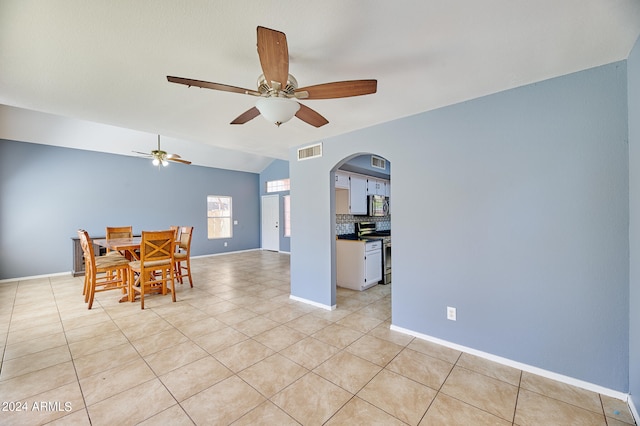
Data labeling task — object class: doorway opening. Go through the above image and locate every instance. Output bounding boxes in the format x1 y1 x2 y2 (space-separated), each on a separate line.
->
331 153 391 313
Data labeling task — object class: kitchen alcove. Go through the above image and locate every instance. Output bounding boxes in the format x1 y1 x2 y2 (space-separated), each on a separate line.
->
331 153 392 308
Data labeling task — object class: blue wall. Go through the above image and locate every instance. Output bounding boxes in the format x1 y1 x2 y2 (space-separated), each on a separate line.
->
0 140 260 279
259 159 291 253
628 35 640 414
290 61 630 392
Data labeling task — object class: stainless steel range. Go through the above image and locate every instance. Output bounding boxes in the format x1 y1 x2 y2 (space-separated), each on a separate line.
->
356 222 391 285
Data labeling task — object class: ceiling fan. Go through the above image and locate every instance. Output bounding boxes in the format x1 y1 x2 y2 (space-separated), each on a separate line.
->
133 135 192 167
167 26 377 127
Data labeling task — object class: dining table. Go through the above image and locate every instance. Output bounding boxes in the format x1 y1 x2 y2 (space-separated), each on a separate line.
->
93 237 142 260
92 237 141 303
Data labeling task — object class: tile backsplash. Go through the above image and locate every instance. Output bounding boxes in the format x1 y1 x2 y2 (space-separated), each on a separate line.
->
336 214 391 235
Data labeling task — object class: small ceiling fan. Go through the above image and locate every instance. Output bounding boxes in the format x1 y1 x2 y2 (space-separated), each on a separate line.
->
167 26 377 127
133 135 192 167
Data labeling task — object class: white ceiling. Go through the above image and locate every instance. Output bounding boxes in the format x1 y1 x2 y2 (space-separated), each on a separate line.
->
1 0 639 173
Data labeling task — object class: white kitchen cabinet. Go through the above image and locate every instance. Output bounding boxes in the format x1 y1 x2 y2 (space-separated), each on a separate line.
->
334 171 349 189
367 178 388 196
349 174 368 215
336 239 382 291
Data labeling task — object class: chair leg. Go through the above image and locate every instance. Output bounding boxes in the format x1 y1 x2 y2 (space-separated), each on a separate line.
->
140 274 145 309
185 258 193 288
169 267 177 303
84 276 90 303
83 266 92 303
129 268 137 303
87 275 96 310
175 261 184 284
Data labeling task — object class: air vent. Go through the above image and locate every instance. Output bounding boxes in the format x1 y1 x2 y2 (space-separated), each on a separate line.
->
297 143 323 161
371 155 386 170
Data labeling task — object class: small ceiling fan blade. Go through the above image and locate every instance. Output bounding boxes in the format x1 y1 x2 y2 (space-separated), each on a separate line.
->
168 158 192 165
167 76 260 96
230 106 261 125
166 153 181 159
296 80 377 99
132 150 152 157
256 26 289 88
295 103 329 128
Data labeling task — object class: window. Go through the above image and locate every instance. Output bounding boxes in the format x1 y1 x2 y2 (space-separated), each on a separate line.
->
283 195 291 237
266 178 290 193
207 195 232 239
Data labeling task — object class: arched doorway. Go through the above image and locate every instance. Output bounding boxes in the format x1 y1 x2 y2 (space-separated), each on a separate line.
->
331 153 391 315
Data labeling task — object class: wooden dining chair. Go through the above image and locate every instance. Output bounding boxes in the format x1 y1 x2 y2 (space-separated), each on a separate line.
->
78 229 130 310
128 230 176 309
105 226 133 257
174 226 194 287
170 226 181 241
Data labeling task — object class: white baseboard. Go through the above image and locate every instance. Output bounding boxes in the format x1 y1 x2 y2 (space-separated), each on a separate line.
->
629 397 639 424
191 248 260 259
0 248 275 283
0 271 71 284
289 294 335 311
390 324 630 403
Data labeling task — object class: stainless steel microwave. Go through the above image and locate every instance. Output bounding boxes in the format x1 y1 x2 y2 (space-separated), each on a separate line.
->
368 195 389 216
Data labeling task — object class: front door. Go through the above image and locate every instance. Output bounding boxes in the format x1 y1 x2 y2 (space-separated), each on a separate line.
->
261 195 279 251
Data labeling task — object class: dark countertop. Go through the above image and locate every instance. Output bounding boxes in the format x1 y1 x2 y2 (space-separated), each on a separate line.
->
337 232 390 242
337 233 359 240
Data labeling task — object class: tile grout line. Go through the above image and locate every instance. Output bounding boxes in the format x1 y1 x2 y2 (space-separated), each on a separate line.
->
0 281 18 380
50 276 92 424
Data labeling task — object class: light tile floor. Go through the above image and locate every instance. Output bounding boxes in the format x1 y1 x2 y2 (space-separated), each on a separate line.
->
0 250 635 425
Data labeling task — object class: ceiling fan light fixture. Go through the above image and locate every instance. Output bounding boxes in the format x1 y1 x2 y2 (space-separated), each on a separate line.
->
256 97 300 126
152 157 160 166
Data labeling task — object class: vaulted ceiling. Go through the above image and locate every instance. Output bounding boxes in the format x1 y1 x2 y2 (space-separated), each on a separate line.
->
1 1 639 172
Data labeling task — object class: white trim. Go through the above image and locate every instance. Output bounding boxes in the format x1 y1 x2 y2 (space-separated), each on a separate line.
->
259 249 291 255
0 249 266 283
629 397 639 424
190 248 260 259
390 324 631 402
0 271 71 284
289 294 335 311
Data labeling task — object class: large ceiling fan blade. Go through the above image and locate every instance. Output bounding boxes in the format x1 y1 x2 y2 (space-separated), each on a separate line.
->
168 158 192 165
132 150 152 156
296 80 377 99
167 76 260 96
295 103 329 128
230 106 261 125
256 26 289 88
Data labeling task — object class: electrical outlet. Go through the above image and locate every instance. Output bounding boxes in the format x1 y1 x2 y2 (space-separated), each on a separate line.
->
447 306 457 321
224 242 228 247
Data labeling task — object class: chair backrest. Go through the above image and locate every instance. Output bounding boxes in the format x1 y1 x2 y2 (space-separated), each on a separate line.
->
106 226 133 240
77 229 96 272
178 226 193 252
140 230 175 265
170 226 180 240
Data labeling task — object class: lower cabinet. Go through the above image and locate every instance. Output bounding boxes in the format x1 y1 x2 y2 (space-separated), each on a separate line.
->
336 239 382 291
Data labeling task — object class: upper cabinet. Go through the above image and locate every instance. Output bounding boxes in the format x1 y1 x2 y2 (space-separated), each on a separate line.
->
367 178 389 196
349 174 368 215
335 171 389 215
335 171 350 189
